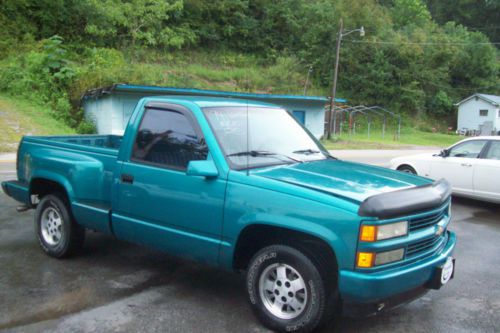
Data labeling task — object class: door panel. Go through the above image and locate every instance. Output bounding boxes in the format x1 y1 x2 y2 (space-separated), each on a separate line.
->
114 161 226 263
430 157 476 194
473 141 500 201
429 140 487 194
112 106 226 264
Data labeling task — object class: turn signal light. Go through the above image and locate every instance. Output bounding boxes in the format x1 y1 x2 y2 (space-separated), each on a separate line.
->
356 248 405 268
357 252 374 268
360 225 376 242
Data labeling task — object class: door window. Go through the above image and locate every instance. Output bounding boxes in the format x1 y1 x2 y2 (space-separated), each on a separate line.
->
448 140 487 158
132 108 207 170
485 141 500 160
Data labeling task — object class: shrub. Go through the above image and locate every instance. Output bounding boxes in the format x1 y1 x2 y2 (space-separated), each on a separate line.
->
76 119 97 134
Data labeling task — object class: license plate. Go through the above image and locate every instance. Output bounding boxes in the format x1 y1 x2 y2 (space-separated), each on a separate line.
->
440 257 454 285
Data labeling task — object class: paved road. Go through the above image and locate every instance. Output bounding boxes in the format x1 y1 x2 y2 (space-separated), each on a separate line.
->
329 149 438 167
1 155 499 333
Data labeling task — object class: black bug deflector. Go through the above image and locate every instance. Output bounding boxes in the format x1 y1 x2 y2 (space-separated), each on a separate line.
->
358 179 452 219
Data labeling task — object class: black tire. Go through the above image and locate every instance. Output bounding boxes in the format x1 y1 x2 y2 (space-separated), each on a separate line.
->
246 245 328 333
397 165 417 175
35 194 85 258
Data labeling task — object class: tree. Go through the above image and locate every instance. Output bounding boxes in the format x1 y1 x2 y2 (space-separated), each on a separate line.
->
425 0 500 44
392 0 432 29
85 0 194 49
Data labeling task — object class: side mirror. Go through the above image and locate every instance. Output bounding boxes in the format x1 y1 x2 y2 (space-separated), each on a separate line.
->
440 149 449 157
186 160 219 178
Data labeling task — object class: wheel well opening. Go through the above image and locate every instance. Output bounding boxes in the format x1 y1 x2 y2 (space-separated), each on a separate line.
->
233 225 338 279
30 178 68 203
397 164 416 171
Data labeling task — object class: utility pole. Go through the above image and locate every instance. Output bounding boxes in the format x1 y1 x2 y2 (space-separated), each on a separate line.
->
326 20 364 139
303 65 313 95
327 19 343 139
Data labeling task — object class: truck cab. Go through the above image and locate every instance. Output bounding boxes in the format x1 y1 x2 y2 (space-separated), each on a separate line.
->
2 96 456 332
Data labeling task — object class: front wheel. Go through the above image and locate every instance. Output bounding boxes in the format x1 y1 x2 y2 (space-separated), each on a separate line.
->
246 245 328 333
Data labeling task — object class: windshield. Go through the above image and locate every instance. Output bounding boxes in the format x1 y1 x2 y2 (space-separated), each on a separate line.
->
203 106 329 170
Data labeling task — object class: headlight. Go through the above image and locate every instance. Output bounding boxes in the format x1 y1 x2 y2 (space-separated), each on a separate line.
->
360 221 408 242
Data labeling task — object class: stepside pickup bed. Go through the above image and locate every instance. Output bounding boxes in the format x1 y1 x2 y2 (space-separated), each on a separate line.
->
2 96 456 332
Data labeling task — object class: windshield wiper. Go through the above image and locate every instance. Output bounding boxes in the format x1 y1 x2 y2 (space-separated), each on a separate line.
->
227 150 302 163
293 148 337 160
292 149 321 155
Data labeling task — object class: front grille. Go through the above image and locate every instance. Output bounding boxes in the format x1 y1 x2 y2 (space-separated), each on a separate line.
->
406 232 448 258
409 206 447 231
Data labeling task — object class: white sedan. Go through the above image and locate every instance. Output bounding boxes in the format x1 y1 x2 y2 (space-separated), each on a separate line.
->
390 136 500 203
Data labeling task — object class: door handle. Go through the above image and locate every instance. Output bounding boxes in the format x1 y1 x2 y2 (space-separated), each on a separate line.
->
460 163 472 167
121 174 134 184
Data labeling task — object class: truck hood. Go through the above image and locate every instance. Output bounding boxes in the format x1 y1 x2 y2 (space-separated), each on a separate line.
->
253 159 432 203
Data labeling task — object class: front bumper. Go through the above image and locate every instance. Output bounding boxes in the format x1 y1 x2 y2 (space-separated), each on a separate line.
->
339 231 456 314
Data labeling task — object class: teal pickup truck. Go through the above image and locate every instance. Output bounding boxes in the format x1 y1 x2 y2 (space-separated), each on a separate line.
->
2 96 456 332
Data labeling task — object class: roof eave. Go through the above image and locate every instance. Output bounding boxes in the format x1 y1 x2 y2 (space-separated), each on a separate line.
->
82 83 347 104
455 93 500 107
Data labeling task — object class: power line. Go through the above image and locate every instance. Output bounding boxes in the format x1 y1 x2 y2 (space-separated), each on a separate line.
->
425 81 500 91
454 26 500 31
346 40 500 45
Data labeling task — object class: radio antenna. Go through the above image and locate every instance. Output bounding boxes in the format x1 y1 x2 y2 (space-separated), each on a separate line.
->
246 100 250 176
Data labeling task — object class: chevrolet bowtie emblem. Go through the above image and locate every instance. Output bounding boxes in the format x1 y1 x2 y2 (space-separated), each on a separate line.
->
435 226 445 236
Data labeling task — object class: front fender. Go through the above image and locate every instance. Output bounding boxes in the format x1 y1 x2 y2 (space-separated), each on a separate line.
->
237 213 344 248
219 180 361 270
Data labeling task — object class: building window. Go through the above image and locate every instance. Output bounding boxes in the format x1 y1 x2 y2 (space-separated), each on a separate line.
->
479 109 488 117
292 110 306 125
498 109 500 118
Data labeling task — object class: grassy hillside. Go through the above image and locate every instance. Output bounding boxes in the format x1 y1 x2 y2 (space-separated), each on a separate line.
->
0 94 75 152
0 48 464 153
71 50 327 97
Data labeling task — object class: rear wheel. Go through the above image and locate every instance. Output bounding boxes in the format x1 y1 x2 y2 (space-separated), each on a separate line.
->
35 194 85 258
397 165 417 175
246 245 328 332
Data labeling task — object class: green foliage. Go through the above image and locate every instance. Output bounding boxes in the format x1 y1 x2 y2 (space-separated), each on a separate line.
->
0 94 75 152
392 0 432 28
0 36 79 124
427 91 453 117
425 0 500 45
0 0 498 132
76 118 97 134
85 0 196 50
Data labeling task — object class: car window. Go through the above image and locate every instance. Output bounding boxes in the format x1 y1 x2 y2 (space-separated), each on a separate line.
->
485 141 500 160
132 108 207 170
448 140 487 158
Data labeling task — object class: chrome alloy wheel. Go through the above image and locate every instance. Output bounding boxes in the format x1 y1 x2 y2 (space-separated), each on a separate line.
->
40 206 63 246
258 263 308 320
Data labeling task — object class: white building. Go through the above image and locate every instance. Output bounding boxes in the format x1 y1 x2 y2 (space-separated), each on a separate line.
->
81 84 346 139
456 93 500 135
